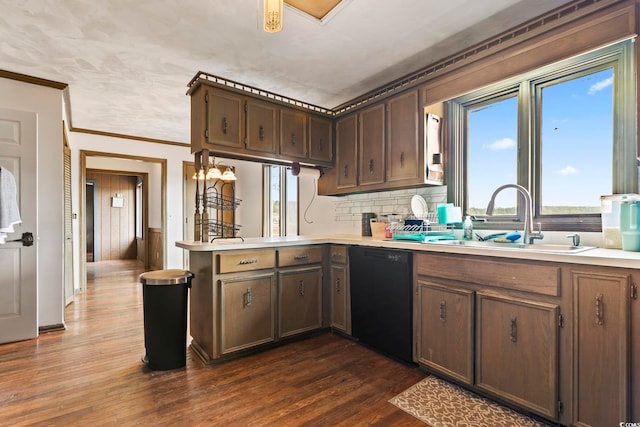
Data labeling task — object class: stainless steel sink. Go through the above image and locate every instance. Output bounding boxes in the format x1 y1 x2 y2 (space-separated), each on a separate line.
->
423 239 595 253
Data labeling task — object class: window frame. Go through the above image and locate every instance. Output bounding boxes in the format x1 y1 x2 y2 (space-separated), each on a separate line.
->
262 164 299 237
446 39 636 232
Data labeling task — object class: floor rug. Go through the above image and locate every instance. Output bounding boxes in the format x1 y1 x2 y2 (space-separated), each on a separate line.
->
389 376 551 426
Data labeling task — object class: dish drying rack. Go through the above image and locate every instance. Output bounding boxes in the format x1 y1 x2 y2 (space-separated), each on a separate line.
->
193 150 243 243
390 213 456 242
201 183 242 241
194 178 242 242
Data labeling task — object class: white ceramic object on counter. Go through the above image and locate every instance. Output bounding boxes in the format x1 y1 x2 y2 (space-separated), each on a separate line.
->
411 195 428 218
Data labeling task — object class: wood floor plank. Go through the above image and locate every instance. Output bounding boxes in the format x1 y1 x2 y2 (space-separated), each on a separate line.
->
0 260 428 426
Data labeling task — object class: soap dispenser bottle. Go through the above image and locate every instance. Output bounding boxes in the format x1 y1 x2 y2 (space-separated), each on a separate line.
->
463 215 473 240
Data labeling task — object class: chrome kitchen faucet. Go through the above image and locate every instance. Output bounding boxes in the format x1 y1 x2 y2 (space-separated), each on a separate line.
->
485 184 544 244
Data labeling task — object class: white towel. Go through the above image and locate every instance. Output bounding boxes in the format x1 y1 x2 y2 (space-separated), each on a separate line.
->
0 167 22 241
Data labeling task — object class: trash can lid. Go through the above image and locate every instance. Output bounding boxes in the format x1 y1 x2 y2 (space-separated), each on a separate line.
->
139 269 194 285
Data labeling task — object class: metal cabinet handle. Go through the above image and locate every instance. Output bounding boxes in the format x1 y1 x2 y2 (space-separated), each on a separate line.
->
291 133 296 145
299 280 305 296
239 258 258 265
335 277 341 293
343 165 348 177
293 254 309 260
331 253 343 259
259 125 264 140
439 300 446 322
595 293 604 325
245 287 252 307
222 117 228 134
400 152 405 167
369 159 374 173
510 316 517 342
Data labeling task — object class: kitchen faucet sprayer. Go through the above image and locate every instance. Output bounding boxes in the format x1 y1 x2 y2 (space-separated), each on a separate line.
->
485 184 544 244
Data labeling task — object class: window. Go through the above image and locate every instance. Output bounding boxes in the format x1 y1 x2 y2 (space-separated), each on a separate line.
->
448 40 636 231
263 165 298 237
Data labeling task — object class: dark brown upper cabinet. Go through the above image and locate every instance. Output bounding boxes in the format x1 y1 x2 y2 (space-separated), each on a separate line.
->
358 103 386 187
279 108 307 160
386 90 420 183
308 115 333 164
335 114 358 190
189 80 333 167
246 98 277 155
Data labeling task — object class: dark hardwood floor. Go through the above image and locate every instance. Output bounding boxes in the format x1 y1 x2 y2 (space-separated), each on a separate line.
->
0 260 427 426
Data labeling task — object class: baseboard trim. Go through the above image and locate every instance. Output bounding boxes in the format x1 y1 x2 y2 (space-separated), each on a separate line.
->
39 323 66 334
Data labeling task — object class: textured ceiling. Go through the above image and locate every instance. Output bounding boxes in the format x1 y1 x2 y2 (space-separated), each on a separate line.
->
0 0 573 143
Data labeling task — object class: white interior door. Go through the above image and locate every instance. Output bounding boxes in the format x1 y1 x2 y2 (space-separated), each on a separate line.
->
0 108 37 343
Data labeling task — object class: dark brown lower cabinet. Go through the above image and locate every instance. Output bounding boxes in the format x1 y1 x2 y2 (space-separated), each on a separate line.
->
330 264 348 333
414 252 567 424
572 269 630 427
220 273 276 355
278 266 323 338
416 280 474 385
414 252 640 426
475 291 559 419
329 245 350 334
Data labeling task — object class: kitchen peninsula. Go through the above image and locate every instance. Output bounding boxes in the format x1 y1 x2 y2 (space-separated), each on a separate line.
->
177 235 639 427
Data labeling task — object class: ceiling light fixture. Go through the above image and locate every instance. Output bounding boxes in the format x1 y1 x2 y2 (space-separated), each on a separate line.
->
264 0 283 33
206 164 222 180
221 166 237 181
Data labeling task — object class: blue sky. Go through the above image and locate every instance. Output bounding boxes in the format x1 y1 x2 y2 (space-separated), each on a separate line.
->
467 68 613 211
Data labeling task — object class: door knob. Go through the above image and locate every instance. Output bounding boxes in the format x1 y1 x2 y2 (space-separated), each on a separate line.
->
9 232 34 247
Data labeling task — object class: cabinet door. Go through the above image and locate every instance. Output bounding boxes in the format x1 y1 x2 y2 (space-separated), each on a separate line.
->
309 115 333 164
335 114 358 189
476 292 559 420
358 103 385 186
572 270 630 427
386 90 420 182
220 273 276 355
278 266 322 338
330 264 348 333
416 280 474 384
280 108 307 159
205 88 244 149
246 98 277 154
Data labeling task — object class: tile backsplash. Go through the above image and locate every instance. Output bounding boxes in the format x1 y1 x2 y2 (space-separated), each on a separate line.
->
334 186 448 223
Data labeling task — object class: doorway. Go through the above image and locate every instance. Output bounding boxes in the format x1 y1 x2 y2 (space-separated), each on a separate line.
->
85 180 96 262
79 150 167 292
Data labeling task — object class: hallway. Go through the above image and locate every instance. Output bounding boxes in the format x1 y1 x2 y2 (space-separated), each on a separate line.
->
0 260 425 426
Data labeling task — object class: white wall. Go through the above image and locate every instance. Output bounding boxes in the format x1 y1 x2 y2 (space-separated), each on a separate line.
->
0 77 64 328
69 133 272 291
69 133 193 286
298 174 346 235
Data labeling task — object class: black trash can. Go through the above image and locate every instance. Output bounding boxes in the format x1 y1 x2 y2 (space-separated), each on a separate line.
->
139 269 194 370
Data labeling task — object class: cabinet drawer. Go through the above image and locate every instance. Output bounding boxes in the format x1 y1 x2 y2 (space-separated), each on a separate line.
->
329 245 348 264
217 249 276 273
278 246 323 267
415 253 560 297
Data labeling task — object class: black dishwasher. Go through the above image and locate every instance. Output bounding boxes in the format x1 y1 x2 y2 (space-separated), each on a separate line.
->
349 246 413 364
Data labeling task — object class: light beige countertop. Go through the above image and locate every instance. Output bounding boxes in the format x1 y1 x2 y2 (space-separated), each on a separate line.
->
176 234 640 269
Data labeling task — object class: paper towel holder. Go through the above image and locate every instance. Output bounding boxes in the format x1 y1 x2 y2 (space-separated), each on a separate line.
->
291 162 323 178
